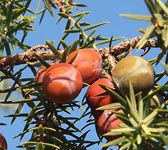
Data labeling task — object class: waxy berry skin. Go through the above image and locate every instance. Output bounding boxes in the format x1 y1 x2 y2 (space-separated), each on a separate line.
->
66 48 102 84
0 133 7 150
35 62 57 83
86 78 115 119
97 109 122 140
112 56 154 93
35 67 47 83
42 63 83 104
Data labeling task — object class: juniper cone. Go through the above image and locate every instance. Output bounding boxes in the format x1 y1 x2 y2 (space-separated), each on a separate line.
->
112 56 155 94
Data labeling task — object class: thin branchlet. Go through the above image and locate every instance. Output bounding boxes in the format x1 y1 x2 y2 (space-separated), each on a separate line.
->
97 36 157 56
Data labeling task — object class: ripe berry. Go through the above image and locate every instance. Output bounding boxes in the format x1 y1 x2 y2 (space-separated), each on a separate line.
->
66 48 102 84
86 78 115 119
112 56 154 94
35 67 47 83
42 63 83 104
35 62 57 83
97 109 122 140
0 133 7 150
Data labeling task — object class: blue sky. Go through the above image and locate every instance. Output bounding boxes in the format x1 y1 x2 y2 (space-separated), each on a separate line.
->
0 1 165 150
25 0 150 45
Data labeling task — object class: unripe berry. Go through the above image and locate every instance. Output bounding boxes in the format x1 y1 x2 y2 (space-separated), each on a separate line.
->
66 48 102 84
42 63 83 104
112 56 154 93
0 133 7 150
86 78 115 119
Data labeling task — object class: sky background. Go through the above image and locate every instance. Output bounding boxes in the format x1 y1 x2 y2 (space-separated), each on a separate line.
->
0 1 165 150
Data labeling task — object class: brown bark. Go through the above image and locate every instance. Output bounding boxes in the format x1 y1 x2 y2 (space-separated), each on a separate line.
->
0 37 157 68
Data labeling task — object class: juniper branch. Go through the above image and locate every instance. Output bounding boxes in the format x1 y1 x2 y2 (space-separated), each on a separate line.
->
0 37 158 68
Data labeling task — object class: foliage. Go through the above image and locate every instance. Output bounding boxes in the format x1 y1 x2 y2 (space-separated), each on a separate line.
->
0 0 167 150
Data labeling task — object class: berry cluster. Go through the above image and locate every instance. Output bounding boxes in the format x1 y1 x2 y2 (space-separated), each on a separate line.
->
35 48 155 140
35 48 102 104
